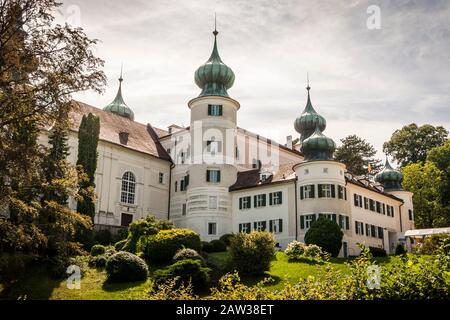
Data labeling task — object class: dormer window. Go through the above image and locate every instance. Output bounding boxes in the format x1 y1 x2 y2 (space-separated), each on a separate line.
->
119 132 129 145
260 171 272 182
208 104 223 116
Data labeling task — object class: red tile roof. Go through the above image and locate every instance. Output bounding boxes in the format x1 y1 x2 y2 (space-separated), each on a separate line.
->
70 101 171 161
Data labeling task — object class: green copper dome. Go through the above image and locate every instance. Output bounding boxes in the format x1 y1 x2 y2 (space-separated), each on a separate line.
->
194 29 235 97
375 158 403 191
294 85 326 141
103 73 134 121
301 122 336 161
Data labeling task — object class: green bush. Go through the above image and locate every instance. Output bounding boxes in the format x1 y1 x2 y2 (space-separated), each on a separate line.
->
0 254 26 283
202 240 227 253
417 234 450 255
284 241 306 261
219 234 235 246
90 244 106 256
285 241 327 263
141 229 201 263
368 246 387 257
304 217 343 257
395 244 406 255
89 255 107 268
173 248 204 264
47 255 89 279
114 239 127 251
122 216 174 253
153 259 210 291
105 251 148 282
229 231 275 276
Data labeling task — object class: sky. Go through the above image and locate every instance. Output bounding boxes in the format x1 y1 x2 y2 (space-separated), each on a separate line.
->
57 0 450 161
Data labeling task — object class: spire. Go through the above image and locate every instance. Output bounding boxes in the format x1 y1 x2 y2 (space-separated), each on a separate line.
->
208 13 222 63
305 73 314 113
384 155 394 170
103 67 135 121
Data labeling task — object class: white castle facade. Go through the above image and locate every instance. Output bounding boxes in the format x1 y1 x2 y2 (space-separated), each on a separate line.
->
39 29 415 257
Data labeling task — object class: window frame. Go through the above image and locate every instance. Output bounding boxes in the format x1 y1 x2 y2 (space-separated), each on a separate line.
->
120 171 136 205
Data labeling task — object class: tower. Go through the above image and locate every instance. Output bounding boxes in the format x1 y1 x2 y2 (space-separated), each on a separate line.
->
375 158 414 233
103 68 135 121
174 21 240 240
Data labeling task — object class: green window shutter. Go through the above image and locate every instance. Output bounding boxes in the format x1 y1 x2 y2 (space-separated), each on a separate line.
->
345 216 350 230
318 184 323 198
300 215 305 229
391 206 394 217
361 222 364 235
354 194 358 206
355 221 358 234
332 214 337 223
269 193 273 205
269 220 273 232
300 186 304 200
262 194 266 206
331 185 336 198
208 105 212 115
344 188 347 200
311 214 317 223
338 215 343 228
366 224 369 236
338 186 342 199
247 223 251 233
279 219 283 233
262 221 267 231
206 170 210 182
217 171 221 182
248 196 252 208
254 195 257 207
254 222 257 230
239 198 242 210
311 184 315 198
279 192 283 204
219 105 223 116
239 224 242 233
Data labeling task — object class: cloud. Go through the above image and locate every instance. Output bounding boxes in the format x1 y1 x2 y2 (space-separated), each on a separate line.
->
65 0 450 160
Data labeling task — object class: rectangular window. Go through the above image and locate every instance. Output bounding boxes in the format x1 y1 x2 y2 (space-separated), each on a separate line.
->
371 225 377 238
206 169 221 182
182 203 187 216
254 194 267 208
208 104 223 116
300 184 315 199
318 184 333 198
364 197 369 210
209 196 218 209
180 179 186 191
390 206 395 217
366 223 371 237
354 194 360 207
239 223 251 233
254 221 267 231
369 199 376 211
270 191 282 205
206 140 222 154
269 219 283 233
409 209 413 221
158 172 165 184
208 222 217 235
382 203 386 215
305 214 316 228
121 213 133 227
355 221 364 235
239 196 251 210
378 227 384 239
338 185 344 199
376 201 381 213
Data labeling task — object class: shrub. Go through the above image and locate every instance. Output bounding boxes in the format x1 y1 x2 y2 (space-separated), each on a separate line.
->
304 217 343 257
47 255 89 279
105 251 148 282
229 231 275 276
94 229 112 245
153 259 210 291
395 244 406 255
304 244 323 258
219 234 235 246
114 239 127 251
173 248 204 264
202 240 227 253
0 254 26 283
368 246 387 257
89 255 107 268
417 234 450 255
122 216 174 253
90 244 106 256
141 229 201 263
284 241 306 261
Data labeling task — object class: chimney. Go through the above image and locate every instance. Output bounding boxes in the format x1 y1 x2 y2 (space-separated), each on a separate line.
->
119 131 129 145
286 135 293 149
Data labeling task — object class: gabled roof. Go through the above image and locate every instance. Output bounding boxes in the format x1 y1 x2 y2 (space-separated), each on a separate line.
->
69 101 171 161
344 172 403 202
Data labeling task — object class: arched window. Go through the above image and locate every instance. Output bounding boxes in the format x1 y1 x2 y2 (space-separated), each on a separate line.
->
121 171 136 204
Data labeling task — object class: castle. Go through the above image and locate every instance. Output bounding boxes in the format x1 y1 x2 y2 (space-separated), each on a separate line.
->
39 27 415 257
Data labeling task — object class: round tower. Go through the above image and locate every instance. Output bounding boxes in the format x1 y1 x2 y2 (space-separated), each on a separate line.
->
179 24 239 240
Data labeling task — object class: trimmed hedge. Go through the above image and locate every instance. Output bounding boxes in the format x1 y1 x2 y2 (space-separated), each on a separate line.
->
173 248 205 264
153 259 210 291
141 229 201 263
90 245 106 256
368 246 387 257
105 251 148 282
304 217 343 257
202 240 227 253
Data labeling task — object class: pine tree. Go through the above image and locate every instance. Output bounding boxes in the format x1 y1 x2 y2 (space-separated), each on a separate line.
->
76 113 100 220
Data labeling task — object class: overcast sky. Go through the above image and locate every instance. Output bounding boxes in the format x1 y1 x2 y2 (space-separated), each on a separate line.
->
58 0 450 161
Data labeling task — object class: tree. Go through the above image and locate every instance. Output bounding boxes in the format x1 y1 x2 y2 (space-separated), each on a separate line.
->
76 113 100 220
304 217 343 257
334 135 382 176
427 141 450 207
383 124 448 167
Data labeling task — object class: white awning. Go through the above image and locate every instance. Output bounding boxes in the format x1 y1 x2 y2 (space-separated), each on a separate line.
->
404 227 450 237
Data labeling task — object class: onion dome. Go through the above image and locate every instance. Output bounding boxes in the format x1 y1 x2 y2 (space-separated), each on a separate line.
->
103 70 134 121
375 157 403 191
294 82 326 142
194 26 235 97
301 120 336 161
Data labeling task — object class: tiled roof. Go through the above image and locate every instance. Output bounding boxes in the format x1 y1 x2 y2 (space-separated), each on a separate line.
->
69 101 171 161
229 163 297 191
344 172 403 202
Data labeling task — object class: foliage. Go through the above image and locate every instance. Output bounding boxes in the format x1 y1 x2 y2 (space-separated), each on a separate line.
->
139 229 201 263
94 229 112 245
334 135 382 176
304 217 343 257
427 141 450 211
153 259 211 292
368 247 387 257
89 255 107 269
219 233 235 246
105 251 148 283
383 123 448 167
284 240 306 261
76 113 100 220
285 241 328 263
47 255 89 279
122 215 174 253
90 245 106 256
114 239 127 251
395 244 406 255
417 234 450 255
229 231 276 276
202 239 227 253
0 254 27 283
173 248 205 264
148 278 198 300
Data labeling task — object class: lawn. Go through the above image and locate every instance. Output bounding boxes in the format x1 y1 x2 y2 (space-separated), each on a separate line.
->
0 252 398 300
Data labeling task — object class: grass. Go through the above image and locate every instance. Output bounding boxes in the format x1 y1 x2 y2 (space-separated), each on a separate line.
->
1 252 399 300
